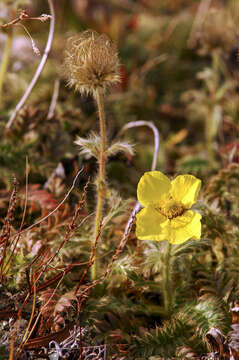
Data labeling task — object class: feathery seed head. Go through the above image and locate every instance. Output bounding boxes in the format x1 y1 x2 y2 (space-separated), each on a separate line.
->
63 30 121 97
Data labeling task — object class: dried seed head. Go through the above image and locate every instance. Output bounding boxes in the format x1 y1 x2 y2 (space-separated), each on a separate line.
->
63 30 121 96
197 8 236 56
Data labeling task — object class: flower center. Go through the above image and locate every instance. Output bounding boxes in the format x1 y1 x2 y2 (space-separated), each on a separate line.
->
155 200 185 220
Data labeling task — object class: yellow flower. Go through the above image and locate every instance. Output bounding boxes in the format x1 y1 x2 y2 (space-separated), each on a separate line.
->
136 171 202 244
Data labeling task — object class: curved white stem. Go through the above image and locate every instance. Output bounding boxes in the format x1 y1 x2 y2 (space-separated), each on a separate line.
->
6 0 55 129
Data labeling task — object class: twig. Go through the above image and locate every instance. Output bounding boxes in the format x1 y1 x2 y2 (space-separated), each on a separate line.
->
47 78 60 119
0 9 29 29
0 10 52 29
6 0 55 129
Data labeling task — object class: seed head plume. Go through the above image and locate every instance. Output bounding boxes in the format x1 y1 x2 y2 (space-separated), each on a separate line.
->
63 30 121 97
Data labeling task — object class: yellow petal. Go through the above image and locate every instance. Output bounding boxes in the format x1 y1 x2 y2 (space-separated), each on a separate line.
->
137 171 171 207
166 210 202 244
171 174 201 208
136 205 169 241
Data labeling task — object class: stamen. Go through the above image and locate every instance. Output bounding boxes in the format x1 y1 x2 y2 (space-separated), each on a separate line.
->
155 202 185 219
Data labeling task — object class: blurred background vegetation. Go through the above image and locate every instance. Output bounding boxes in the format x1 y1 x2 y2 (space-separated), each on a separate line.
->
2 0 239 191
1 0 239 359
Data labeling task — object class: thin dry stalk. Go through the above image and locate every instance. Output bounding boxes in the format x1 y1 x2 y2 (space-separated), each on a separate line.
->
20 270 66 352
17 273 37 354
17 215 91 321
0 177 18 281
76 209 137 297
103 206 137 278
9 167 84 240
9 323 15 360
24 250 111 296
29 177 91 293
16 173 89 319
75 220 103 295
17 292 31 320
6 0 55 129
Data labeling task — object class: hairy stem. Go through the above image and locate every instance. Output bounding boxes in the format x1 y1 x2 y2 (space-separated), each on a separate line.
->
97 88 106 181
162 242 172 317
91 88 107 281
0 28 13 107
